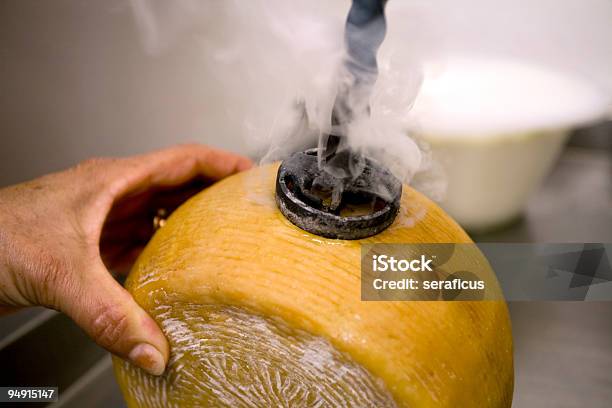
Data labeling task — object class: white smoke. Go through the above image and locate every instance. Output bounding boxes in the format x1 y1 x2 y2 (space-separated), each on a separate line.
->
128 0 612 204
128 0 434 196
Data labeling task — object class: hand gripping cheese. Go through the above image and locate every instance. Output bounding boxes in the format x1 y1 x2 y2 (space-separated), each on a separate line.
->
113 164 513 407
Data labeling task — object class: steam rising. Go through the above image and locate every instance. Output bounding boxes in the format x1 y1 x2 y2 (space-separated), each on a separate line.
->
130 0 433 197
129 0 612 204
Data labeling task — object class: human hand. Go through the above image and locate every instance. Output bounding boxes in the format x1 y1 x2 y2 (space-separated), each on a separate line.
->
0 144 252 375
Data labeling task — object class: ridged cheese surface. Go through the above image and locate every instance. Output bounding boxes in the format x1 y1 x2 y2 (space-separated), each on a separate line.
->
113 164 513 407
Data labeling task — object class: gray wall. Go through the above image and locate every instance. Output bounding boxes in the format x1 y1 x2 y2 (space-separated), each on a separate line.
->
0 0 247 186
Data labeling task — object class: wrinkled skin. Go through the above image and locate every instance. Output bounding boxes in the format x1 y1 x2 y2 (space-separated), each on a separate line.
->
0 144 251 375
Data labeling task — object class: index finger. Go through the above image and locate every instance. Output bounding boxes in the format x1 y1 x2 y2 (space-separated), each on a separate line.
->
109 144 253 198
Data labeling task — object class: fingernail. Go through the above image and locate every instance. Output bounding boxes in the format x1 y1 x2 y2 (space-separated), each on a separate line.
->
128 343 166 376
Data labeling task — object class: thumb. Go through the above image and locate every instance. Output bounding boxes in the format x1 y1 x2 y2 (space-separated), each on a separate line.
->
57 262 169 376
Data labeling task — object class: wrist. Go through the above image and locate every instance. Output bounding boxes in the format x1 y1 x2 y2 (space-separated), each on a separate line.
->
0 208 31 308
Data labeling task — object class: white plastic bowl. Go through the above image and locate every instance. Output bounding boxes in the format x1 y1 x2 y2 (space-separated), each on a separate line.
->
417 129 569 231
406 57 610 231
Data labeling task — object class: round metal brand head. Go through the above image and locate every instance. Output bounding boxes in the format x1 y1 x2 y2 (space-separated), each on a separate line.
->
275 149 402 240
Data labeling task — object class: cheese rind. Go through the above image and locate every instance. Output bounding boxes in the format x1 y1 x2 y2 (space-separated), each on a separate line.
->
113 164 514 407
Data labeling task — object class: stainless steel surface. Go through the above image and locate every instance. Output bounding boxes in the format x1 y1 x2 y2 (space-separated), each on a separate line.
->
510 302 612 408
473 142 612 408
51 356 126 408
0 312 107 407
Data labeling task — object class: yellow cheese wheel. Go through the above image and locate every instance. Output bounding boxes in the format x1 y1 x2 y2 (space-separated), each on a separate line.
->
113 164 513 407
